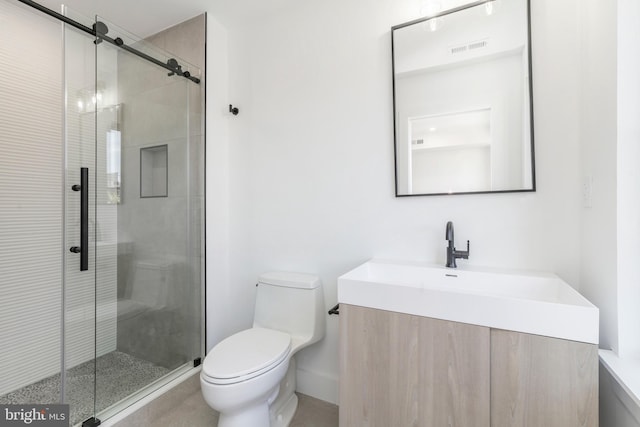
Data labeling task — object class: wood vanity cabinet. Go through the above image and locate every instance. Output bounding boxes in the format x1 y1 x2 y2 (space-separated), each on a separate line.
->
339 304 598 427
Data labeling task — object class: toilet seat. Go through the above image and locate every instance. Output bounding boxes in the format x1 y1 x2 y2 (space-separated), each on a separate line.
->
202 328 291 385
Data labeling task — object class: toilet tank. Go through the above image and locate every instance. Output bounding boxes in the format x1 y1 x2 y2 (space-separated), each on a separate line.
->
253 272 325 350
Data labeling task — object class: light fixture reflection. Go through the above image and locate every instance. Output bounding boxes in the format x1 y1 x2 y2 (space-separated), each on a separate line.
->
75 87 106 112
427 17 441 32
484 0 498 16
420 1 443 32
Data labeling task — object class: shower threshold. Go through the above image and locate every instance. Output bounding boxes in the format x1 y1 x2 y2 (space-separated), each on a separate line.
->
0 351 170 426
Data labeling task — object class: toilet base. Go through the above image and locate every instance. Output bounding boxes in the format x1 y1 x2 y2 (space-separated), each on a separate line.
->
269 358 299 427
218 400 270 427
270 393 298 427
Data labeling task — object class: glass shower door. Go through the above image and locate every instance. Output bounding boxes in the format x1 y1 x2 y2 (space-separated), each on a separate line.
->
0 3 100 425
63 7 99 426
1 2 203 425
92 15 204 420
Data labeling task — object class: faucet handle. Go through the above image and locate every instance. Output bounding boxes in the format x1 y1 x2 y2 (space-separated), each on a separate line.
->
455 240 470 259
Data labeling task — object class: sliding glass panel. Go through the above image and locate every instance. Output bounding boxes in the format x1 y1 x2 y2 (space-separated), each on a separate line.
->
63 7 98 426
94 16 203 417
0 0 64 406
0 3 203 425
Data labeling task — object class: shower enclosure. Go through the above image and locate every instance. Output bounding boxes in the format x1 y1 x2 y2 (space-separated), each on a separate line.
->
0 1 204 425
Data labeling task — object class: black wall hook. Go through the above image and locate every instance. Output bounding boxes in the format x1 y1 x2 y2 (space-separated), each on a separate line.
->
229 104 239 115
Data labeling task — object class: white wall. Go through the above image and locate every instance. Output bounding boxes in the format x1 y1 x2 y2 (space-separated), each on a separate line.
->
206 0 584 403
578 0 619 355
578 0 640 362
590 0 640 421
616 0 640 360
205 14 238 348
578 0 640 423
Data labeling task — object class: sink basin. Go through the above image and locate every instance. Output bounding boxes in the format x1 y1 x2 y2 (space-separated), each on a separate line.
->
337 259 599 344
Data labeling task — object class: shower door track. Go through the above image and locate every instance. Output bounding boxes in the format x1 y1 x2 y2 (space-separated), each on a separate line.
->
16 0 201 84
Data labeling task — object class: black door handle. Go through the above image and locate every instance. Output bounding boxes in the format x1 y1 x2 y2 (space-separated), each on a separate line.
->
71 167 88 271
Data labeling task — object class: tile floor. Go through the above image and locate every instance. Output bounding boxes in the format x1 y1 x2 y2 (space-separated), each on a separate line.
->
153 392 337 427
0 351 169 426
112 373 339 427
289 394 339 427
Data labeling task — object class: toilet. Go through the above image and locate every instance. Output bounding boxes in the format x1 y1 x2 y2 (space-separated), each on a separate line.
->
200 272 325 427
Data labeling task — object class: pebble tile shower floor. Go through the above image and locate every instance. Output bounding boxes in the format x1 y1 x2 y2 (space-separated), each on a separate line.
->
0 351 169 426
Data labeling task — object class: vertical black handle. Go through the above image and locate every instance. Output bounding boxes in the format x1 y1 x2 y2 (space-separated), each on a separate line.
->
71 167 88 271
79 167 88 271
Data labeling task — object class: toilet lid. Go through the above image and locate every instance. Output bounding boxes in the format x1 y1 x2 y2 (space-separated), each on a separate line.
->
202 328 291 382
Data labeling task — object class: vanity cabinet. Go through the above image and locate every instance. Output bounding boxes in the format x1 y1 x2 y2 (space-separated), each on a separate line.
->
339 304 490 427
339 304 598 427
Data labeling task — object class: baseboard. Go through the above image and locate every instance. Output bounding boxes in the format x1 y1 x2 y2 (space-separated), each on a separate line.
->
296 367 339 405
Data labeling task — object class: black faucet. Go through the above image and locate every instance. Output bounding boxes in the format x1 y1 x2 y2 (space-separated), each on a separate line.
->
445 221 470 268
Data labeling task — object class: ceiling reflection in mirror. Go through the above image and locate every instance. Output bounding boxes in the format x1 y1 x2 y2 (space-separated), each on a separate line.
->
392 0 535 196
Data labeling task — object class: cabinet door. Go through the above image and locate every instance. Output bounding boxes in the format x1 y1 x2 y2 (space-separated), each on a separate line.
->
490 329 598 427
339 304 490 427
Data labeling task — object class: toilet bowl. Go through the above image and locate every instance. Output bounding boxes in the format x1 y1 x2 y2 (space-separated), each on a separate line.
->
200 272 325 427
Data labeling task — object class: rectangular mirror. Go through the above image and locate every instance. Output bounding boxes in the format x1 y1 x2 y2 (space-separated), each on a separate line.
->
392 0 535 196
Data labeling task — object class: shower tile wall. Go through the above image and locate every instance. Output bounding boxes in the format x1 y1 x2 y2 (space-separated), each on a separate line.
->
115 14 205 369
0 1 63 396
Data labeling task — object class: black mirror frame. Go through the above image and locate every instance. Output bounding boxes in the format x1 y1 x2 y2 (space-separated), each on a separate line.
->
391 0 536 197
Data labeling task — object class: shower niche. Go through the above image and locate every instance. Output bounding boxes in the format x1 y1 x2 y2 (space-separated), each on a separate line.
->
140 145 168 198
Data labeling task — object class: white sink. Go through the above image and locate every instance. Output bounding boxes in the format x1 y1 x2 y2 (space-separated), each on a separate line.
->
337 259 599 344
